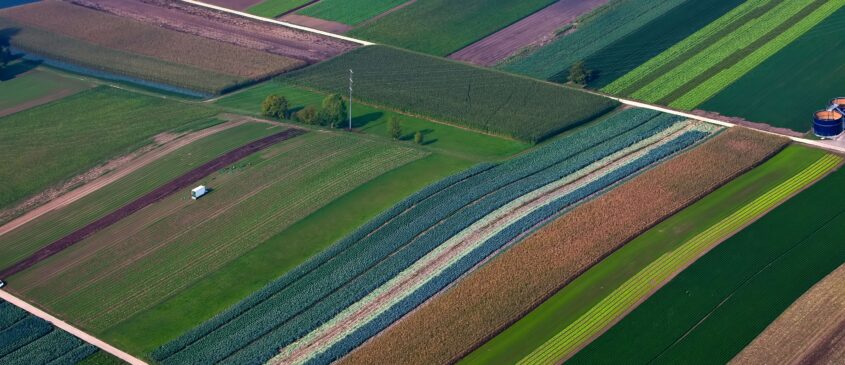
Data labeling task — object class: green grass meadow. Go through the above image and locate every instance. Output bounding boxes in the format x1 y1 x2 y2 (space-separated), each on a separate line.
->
0 86 217 211
569 155 845 364
349 0 557 56
701 5 845 132
100 153 473 356
460 144 827 364
216 80 531 160
0 63 92 116
297 0 408 25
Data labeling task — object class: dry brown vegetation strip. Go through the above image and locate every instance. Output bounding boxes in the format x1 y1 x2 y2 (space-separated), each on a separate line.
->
0 1 304 78
339 127 788 365
731 263 845 365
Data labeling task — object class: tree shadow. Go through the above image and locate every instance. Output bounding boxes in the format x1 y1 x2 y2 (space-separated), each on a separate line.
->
0 27 35 82
352 111 383 128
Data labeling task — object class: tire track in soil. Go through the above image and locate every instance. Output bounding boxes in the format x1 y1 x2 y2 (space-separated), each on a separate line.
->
0 128 306 280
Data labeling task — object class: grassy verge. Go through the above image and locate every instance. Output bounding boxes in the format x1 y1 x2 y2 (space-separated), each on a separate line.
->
216 81 531 160
100 153 472 356
247 0 312 18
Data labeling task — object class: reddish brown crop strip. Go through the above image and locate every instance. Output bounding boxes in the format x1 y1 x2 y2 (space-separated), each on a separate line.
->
339 128 787 365
0 128 306 279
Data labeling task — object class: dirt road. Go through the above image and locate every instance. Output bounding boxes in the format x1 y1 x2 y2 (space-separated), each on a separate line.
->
0 290 147 365
449 0 610 66
0 120 245 238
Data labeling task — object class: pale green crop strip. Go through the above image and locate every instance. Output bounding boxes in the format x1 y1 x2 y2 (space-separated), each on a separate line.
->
518 154 841 365
603 0 771 94
273 122 711 365
670 0 845 109
630 0 814 103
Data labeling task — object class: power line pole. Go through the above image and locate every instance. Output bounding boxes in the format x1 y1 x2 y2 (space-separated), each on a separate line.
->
348 69 353 130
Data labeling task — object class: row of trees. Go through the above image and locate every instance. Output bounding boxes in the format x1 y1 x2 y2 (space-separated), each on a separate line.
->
262 93 425 144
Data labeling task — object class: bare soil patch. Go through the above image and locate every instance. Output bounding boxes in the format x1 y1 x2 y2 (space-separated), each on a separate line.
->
449 0 610 67
280 13 352 33
66 0 358 63
0 127 305 279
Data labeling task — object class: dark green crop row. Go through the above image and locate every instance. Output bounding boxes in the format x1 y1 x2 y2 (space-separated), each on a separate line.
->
0 300 98 364
284 46 618 143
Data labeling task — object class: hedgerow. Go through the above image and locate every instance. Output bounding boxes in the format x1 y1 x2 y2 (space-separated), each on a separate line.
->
284 46 618 143
157 109 678 364
308 131 708 365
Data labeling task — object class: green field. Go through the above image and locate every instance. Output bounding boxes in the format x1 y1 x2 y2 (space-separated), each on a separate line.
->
460 145 831 364
0 63 92 116
247 0 312 18
348 0 557 55
500 0 687 81
100 153 472 356
701 5 845 132
298 0 407 25
569 156 845 364
217 81 530 160
579 0 746 88
0 86 217 212
283 46 618 143
0 122 278 272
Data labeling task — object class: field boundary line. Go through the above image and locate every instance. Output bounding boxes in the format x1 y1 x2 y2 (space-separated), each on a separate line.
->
0 290 147 365
180 0 374 46
608 97 845 154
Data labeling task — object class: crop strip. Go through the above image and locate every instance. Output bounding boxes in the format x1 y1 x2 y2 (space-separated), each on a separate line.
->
519 154 841 364
0 128 306 279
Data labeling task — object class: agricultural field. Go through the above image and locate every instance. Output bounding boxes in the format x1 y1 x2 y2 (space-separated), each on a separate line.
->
284 46 618 143
348 0 558 56
340 127 787 365
0 62 92 117
216 81 530 160
731 262 845 364
701 5 845 132
0 86 217 216
0 0 304 95
153 108 718 365
0 299 100 364
569 160 845 364
246 0 311 17
603 0 845 110
7 131 426 336
296 0 408 26
475 145 836 365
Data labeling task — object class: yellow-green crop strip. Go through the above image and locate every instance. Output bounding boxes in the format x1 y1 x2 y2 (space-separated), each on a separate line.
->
518 153 842 365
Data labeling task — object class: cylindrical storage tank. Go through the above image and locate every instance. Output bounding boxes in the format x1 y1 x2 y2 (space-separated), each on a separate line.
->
813 110 844 139
831 98 845 113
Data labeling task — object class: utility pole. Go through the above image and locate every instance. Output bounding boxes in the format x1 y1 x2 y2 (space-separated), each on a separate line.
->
348 69 353 130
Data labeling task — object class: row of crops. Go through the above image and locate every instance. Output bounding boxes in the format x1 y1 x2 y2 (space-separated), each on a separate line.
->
152 108 717 365
284 45 618 143
0 300 98 365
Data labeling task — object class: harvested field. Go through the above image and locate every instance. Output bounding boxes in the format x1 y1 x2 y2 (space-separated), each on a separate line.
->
731 263 845 364
68 0 358 63
1 1 304 80
0 128 306 279
279 14 352 34
284 46 618 143
449 0 610 67
338 128 788 365
10 132 426 334
348 0 558 56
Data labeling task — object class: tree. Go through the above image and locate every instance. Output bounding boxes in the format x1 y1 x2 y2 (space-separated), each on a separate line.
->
414 131 424 145
388 116 402 140
261 95 288 119
295 106 319 125
568 61 592 86
320 93 346 128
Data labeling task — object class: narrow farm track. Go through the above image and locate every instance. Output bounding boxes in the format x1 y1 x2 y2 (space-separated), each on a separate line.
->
0 290 146 365
0 120 246 238
0 128 305 280
519 154 842 364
